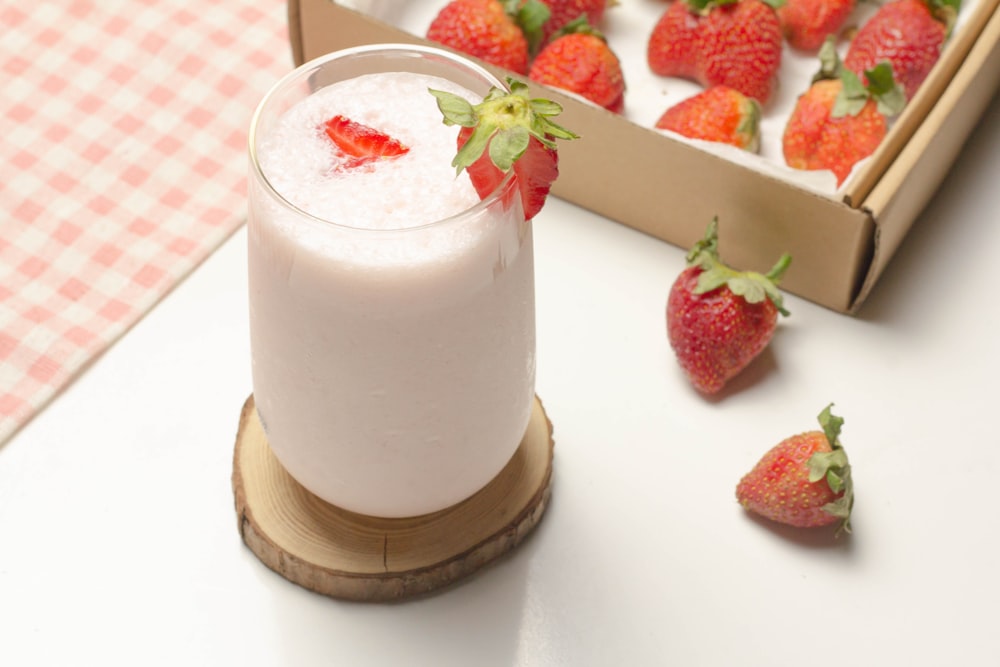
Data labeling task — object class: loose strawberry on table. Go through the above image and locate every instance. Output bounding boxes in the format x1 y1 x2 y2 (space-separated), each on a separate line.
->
736 404 854 534
778 0 855 52
782 37 906 186
646 0 784 105
666 218 791 395
529 18 625 113
844 0 960 102
430 78 579 220
654 85 761 151
426 0 550 75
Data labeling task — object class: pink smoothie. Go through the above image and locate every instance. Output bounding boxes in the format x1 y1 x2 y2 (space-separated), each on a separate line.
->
248 69 535 517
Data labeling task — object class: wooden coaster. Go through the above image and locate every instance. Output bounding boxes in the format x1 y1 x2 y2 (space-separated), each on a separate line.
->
232 394 554 602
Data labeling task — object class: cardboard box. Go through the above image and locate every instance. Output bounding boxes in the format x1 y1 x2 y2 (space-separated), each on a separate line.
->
287 0 1000 313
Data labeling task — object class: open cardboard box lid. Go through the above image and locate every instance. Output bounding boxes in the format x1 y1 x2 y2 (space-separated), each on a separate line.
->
286 0 1000 313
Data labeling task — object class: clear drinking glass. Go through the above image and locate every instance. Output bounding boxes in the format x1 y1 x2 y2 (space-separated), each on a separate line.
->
247 44 535 518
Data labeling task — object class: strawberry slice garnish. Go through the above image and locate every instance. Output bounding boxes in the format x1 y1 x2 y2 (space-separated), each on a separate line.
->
323 115 409 168
430 78 578 220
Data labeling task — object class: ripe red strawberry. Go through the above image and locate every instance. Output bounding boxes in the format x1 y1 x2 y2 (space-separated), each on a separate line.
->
736 404 854 534
666 218 791 395
426 0 549 75
646 0 784 104
529 19 626 113
430 78 578 220
322 115 409 169
783 38 906 185
844 0 959 101
778 0 855 52
655 85 761 151
533 0 610 44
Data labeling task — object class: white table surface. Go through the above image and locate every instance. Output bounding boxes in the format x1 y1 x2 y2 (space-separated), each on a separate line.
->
3 91 999 666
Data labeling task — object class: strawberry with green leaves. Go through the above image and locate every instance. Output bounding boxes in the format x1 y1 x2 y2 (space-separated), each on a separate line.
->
529 18 626 113
666 218 791 395
844 0 960 101
778 0 856 52
646 0 785 105
430 78 578 220
426 0 550 75
783 37 906 186
736 404 854 534
655 85 761 151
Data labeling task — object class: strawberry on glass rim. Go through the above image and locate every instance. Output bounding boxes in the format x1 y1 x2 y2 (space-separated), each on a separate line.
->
430 78 579 220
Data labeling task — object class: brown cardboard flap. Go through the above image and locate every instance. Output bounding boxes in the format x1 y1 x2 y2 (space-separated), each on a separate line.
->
855 3 1000 310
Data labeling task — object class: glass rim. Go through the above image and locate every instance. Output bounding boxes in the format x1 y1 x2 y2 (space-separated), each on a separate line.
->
247 43 519 234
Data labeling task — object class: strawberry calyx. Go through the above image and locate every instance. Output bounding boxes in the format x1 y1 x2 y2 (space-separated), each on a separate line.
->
430 77 578 175
806 404 854 535
686 217 792 316
816 37 907 118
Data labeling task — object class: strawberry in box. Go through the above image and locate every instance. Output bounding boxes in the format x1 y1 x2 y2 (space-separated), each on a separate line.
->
655 85 761 151
426 0 550 75
844 0 961 102
646 0 784 105
529 17 625 113
783 38 906 186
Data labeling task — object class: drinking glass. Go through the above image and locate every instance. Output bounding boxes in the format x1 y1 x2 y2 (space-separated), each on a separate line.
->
247 44 535 518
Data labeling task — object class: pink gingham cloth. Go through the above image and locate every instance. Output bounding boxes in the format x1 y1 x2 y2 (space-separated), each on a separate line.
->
1 0 292 444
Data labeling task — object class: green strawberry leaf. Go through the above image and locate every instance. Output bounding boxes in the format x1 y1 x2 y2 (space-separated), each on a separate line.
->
833 69 870 117
429 89 477 127
489 125 530 171
818 402 844 446
865 62 907 117
726 274 768 303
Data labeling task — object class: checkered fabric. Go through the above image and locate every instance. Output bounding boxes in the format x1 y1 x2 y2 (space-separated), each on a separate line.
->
1 0 292 444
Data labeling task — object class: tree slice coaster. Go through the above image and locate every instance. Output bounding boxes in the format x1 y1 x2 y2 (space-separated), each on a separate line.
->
232 394 554 602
